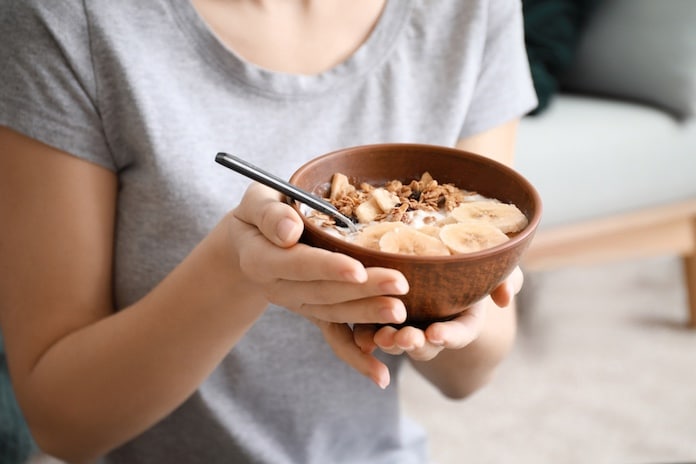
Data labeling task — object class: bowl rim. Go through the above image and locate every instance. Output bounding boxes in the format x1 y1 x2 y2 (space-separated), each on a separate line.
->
289 142 543 263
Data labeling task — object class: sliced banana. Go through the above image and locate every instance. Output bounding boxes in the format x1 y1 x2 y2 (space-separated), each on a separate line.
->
354 197 381 223
352 222 403 250
451 201 528 234
329 172 354 200
379 227 451 256
354 187 403 223
439 222 510 254
436 215 459 227
371 187 400 212
415 225 441 238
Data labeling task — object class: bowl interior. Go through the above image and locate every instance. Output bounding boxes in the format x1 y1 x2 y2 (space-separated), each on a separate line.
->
290 143 541 260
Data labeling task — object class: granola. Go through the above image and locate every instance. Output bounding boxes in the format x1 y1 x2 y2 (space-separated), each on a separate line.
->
304 172 528 255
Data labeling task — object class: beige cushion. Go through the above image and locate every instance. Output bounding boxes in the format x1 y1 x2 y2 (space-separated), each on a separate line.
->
516 94 696 228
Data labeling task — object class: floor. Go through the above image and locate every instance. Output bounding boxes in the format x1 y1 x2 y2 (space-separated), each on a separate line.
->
400 255 696 464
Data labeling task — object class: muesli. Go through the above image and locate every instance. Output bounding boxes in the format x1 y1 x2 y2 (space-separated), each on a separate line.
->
304 172 528 256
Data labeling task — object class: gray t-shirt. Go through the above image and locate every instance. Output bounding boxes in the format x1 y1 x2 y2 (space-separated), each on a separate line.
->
0 0 536 462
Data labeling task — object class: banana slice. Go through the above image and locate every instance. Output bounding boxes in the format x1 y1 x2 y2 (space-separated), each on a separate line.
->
439 222 510 254
329 173 355 201
371 187 400 213
416 225 441 238
379 227 451 256
451 201 528 234
354 197 381 223
352 222 403 250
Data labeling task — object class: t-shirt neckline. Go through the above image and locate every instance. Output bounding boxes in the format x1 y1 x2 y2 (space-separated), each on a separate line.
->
170 0 413 98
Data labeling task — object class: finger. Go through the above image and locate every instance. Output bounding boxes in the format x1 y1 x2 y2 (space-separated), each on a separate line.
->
510 266 524 293
393 326 426 351
374 325 443 361
317 321 390 389
239 240 369 284
266 267 408 314
491 266 524 308
296 296 407 325
392 326 444 361
234 183 304 247
373 325 405 356
353 324 378 353
424 302 487 350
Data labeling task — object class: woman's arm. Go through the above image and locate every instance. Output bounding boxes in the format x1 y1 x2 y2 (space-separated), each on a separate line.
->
0 127 269 461
406 271 521 399
0 127 406 462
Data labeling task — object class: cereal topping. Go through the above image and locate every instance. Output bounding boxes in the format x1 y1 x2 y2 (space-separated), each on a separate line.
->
303 172 528 256
323 172 477 225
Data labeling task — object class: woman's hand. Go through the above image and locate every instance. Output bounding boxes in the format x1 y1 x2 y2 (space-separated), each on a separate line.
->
354 267 524 363
231 182 409 387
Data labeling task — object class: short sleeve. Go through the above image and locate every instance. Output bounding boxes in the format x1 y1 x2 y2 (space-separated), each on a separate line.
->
0 0 115 171
459 0 538 138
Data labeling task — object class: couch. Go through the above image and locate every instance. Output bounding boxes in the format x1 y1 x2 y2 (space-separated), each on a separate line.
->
514 0 696 326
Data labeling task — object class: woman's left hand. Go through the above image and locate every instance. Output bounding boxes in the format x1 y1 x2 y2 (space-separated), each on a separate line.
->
354 266 524 363
317 267 523 389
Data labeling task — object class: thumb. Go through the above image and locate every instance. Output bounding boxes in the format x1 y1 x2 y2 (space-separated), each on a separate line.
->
234 183 304 247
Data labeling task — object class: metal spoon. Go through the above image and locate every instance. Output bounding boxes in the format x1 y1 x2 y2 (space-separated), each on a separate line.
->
215 152 358 232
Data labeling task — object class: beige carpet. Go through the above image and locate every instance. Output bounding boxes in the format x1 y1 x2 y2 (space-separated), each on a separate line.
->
400 255 696 464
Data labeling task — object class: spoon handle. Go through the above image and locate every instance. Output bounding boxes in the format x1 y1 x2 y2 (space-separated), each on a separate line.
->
215 152 357 232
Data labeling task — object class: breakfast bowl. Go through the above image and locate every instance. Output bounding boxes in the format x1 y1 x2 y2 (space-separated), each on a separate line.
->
288 143 542 326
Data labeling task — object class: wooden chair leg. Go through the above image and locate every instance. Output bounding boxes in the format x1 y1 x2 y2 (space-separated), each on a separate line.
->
685 251 696 328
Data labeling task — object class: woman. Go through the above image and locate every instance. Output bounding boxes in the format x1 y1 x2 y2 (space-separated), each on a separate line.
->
0 0 536 462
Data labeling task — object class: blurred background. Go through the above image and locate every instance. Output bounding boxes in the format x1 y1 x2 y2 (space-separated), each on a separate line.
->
401 256 695 463
400 0 696 463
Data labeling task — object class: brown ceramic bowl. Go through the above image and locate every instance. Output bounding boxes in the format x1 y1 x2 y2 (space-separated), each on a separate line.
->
289 143 542 325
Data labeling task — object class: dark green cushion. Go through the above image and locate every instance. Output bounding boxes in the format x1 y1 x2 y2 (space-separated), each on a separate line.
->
522 0 598 115
0 335 37 463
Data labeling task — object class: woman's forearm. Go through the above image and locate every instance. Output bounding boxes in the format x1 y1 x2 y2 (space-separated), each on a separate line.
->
410 299 517 399
20 216 267 462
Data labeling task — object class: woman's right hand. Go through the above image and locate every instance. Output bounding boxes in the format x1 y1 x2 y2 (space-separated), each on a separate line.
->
230 182 409 388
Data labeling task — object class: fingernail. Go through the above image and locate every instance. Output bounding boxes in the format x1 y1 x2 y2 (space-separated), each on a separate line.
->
394 278 409 294
276 218 298 242
394 304 407 323
360 343 376 354
342 268 367 283
375 374 390 390
379 306 399 322
380 278 409 294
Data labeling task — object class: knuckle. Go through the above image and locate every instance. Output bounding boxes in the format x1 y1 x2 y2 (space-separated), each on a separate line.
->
260 201 296 233
262 287 280 304
238 250 265 282
295 301 314 317
258 202 276 231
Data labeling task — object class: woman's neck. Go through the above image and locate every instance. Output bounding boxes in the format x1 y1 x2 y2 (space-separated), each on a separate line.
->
190 0 387 74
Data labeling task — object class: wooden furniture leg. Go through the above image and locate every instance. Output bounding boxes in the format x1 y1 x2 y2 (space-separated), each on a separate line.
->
684 218 696 328
523 200 696 328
